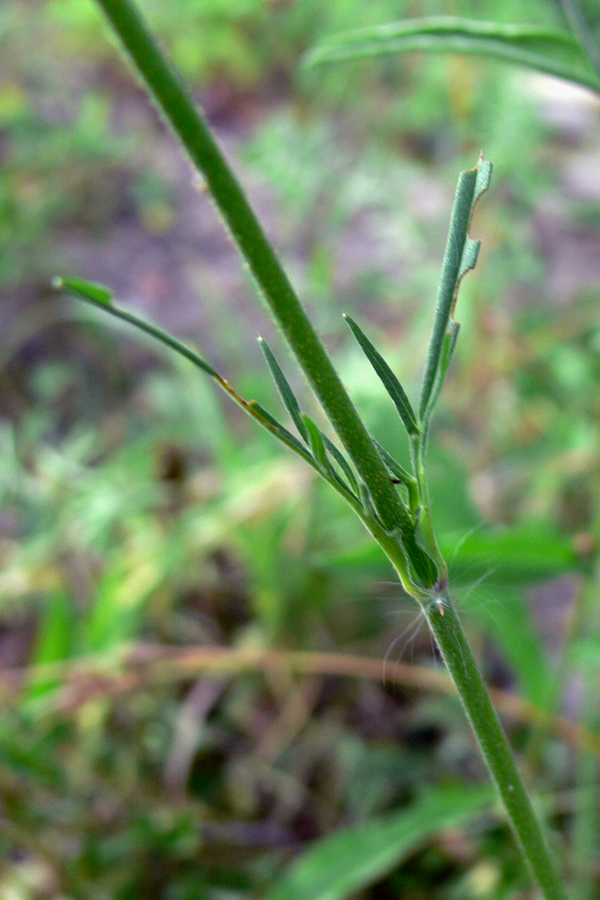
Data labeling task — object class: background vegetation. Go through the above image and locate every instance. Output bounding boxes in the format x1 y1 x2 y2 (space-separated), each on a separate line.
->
2 0 600 897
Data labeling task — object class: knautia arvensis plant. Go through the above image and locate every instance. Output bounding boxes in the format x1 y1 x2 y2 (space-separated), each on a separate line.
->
53 1 571 897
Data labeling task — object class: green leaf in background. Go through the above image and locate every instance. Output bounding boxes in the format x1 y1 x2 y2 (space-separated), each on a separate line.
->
306 17 600 95
26 591 76 703
264 786 493 900
445 525 580 586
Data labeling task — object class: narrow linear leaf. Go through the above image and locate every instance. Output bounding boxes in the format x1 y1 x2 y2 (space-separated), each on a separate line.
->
248 402 316 466
306 17 600 94
259 337 309 443
302 413 330 472
419 155 491 425
344 314 419 436
321 434 360 497
265 786 493 900
257 342 359 498
375 441 419 513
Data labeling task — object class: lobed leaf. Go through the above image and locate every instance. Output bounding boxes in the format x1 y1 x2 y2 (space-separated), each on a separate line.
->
344 314 419 437
306 17 600 94
418 156 491 428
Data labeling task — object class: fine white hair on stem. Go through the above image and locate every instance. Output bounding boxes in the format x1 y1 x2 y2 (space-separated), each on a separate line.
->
382 591 446 687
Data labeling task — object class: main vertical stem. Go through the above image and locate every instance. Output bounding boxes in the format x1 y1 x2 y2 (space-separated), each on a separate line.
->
428 597 568 900
93 0 417 543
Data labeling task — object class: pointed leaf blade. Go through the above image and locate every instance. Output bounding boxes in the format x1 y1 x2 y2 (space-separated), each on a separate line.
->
259 337 309 443
344 314 418 437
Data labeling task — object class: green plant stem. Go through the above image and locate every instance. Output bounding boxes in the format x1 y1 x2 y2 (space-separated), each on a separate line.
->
91 2 569 896
400 597 567 896
92 0 421 550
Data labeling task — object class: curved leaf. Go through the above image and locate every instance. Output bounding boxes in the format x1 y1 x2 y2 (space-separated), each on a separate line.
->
306 17 600 94
265 786 493 900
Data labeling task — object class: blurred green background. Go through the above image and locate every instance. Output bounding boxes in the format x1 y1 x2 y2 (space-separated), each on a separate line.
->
2 0 600 897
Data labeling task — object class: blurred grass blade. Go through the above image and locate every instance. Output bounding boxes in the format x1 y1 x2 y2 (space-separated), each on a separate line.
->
26 592 75 703
560 0 600 74
259 337 309 443
265 787 493 900
306 17 600 94
419 156 491 427
343 314 418 437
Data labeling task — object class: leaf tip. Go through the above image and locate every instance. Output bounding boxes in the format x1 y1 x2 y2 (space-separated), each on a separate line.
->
57 277 114 307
